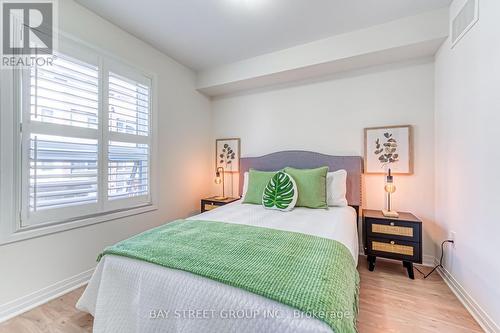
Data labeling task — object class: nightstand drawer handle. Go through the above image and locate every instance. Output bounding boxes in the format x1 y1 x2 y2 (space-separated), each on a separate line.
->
390 222 395 226
390 240 395 245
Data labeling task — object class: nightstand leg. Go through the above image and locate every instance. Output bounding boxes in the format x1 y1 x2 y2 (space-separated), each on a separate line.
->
367 255 376 271
403 261 414 279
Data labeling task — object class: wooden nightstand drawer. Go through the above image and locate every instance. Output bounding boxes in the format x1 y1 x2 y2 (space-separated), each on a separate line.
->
372 240 414 256
201 197 239 213
367 237 421 263
204 204 218 211
366 218 420 243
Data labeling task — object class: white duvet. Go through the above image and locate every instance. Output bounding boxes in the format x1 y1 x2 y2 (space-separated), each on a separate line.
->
77 201 359 333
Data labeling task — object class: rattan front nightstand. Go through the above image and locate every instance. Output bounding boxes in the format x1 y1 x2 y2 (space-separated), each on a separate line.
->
201 196 239 213
363 209 422 279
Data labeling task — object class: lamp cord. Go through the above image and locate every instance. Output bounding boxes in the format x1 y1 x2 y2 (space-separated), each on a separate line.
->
415 240 454 279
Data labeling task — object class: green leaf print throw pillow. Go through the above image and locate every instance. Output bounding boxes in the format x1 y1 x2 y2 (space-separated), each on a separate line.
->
262 171 298 211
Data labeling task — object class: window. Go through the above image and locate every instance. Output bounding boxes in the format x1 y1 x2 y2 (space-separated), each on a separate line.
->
107 72 150 204
16 41 155 229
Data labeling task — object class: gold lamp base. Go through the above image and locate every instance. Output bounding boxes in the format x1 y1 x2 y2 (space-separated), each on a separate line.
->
382 210 399 218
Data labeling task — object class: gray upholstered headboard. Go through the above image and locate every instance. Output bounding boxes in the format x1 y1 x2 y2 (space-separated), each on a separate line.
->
239 151 363 207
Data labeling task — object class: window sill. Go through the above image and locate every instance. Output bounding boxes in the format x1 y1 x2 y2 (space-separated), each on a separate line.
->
0 204 158 246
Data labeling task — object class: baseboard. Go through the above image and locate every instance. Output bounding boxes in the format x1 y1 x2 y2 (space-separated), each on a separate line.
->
0 268 94 323
436 260 500 333
358 242 364 256
422 254 435 267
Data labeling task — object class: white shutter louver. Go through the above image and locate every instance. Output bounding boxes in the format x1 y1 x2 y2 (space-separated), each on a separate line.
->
30 54 99 129
108 72 149 136
29 134 98 211
108 141 149 200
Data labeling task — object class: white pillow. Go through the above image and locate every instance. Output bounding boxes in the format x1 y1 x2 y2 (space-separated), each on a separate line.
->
241 171 249 197
327 170 348 207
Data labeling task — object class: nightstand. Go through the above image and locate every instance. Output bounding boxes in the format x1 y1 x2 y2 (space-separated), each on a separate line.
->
201 196 239 213
363 209 422 279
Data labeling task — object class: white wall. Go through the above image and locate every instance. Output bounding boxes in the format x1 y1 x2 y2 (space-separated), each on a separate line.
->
0 0 212 307
435 0 500 330
212 60 438 261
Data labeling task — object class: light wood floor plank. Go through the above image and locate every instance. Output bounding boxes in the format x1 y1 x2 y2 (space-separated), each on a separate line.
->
357 258 483 333
0 257 483 333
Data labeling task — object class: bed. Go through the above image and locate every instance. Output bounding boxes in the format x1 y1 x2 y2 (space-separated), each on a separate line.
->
77 151 363 333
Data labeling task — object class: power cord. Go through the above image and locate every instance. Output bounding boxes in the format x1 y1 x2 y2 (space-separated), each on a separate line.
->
415 240 454 279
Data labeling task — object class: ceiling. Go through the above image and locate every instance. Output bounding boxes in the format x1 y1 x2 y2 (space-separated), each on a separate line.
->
75 0 451 71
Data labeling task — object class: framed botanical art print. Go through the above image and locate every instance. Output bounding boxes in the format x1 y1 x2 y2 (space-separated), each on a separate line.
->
364 125 413 174
216 138 240 173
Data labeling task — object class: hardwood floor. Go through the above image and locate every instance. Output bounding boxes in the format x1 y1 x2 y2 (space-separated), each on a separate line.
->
357 258 483 333
0 257 483 333
0 286 92 333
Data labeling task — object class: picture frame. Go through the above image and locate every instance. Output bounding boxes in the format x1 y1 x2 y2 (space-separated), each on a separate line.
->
364 125 413 174
215 138 240 173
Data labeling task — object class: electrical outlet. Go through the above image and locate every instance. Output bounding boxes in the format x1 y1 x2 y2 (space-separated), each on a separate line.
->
449 231 456 246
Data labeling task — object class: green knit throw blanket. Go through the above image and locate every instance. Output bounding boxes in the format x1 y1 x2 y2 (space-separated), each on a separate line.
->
99 219 359 332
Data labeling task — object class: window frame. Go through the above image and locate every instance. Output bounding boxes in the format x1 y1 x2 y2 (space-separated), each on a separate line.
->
0 34 158 245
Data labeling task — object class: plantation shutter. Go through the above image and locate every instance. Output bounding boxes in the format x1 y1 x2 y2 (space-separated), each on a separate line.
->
21 42 154 228
106 70 151 208
22 53 101 226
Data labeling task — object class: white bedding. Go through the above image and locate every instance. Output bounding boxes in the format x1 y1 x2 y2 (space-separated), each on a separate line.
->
77 201 359 333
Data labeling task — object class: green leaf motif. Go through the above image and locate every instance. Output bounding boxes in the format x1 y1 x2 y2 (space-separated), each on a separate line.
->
262 172 297 211
373 130 399 167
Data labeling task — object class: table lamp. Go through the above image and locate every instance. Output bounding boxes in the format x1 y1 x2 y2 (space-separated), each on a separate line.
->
214 167 226 200
382 168 399 218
